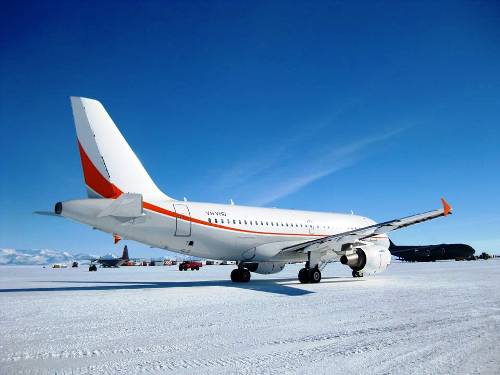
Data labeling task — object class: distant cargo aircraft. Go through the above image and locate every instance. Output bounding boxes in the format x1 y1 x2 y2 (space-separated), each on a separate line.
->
389 240 475 262
39 97 453 283
93 246 129 268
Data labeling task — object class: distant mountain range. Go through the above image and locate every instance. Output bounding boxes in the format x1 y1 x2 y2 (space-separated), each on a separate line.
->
0 248 95 265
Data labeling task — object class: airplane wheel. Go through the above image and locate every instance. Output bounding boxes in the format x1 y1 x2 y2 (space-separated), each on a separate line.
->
352 270 363 278
231 269 240 282
241 269 251 283
89 264 97 272
309 268 321 283
298 268 310 284
231 268 251 282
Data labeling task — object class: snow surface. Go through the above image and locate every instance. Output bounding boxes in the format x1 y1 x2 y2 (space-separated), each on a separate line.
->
0 261 499 374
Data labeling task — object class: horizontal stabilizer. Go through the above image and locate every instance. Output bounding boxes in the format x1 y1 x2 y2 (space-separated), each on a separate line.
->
98 193 143 218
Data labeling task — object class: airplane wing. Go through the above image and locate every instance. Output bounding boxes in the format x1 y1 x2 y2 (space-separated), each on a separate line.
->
280 198 452 254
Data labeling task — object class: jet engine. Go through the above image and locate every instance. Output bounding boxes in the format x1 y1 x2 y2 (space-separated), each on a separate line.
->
340 245 391 275
242 262 286 274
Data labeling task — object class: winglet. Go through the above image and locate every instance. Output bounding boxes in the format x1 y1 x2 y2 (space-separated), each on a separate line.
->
441 198 452 216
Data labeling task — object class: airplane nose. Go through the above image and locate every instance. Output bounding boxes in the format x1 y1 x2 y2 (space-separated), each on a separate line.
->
55 202 62 215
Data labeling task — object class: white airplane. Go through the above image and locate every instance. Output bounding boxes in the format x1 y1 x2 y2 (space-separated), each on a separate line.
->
46 97 453 283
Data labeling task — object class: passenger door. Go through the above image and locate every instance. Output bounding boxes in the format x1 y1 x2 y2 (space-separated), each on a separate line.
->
174 204 191 237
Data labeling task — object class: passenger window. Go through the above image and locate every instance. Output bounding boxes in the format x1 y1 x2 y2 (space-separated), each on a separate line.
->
244 220 247 225
239 220 242 224
221 219 224 224
215 218 218 223
261 221 264 225
271 222 273 226
208 218 212 223
233 219 236 224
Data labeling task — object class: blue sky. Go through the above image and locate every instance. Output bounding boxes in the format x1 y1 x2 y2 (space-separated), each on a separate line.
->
1 1 499 257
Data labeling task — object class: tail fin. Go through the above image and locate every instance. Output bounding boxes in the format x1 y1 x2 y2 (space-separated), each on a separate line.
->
70 97 172 201
122 245 129 260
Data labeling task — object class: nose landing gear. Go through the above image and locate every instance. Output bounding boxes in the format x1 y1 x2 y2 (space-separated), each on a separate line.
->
352 270 364 278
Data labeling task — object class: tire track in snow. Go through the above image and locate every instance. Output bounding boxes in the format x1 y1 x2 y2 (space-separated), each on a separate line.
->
28 310 498 375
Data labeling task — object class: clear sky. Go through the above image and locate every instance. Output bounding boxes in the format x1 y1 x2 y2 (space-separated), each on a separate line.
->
1 1 499 258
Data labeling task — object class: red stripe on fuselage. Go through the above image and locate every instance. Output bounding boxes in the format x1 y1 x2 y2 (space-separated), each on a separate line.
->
142 201 323 237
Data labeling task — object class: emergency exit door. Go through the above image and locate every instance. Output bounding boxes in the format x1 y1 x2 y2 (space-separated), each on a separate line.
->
173 204 191 236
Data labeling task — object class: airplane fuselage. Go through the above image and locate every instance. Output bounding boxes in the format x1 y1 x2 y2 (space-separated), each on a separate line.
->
389 243 475 262
61 198 389 262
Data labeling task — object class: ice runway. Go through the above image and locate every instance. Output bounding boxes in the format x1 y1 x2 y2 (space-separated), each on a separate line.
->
1 261 499 374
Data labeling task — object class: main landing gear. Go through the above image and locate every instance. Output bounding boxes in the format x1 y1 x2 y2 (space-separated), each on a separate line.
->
231 268 251 283
298 251 323 284
298 266 322 284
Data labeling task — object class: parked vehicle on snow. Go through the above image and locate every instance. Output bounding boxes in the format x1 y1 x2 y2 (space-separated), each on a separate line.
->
179 260 202 271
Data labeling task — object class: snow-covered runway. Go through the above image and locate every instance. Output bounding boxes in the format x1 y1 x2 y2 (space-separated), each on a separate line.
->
1 261 499 374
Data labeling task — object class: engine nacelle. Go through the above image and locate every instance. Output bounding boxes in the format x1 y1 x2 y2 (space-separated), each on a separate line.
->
340 245 391 275
242 262 286 274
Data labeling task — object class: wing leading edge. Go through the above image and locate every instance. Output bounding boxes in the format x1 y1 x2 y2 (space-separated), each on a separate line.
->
281 198 452 254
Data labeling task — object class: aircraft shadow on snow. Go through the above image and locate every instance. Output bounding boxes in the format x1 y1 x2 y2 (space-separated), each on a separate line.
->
0 277 361 296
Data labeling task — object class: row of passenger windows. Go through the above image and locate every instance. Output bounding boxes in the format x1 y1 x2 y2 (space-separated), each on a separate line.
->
208 217 313 228
206 217 352 231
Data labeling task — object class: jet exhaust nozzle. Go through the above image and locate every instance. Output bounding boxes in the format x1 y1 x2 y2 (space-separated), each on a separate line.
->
340 249 367 270
340 253 358 266
55 202 63 215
